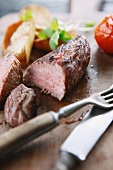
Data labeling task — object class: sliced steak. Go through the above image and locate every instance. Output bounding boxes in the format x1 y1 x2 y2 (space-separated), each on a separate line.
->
23 36 90 100
0 54 22 109
4 84 36 127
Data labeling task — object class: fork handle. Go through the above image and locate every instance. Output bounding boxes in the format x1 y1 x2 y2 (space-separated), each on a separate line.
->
0 111 58 160
59 98 90 117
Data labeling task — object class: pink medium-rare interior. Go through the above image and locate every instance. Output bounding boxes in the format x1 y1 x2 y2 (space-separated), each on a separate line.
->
31 61 66 100
0 56 13 96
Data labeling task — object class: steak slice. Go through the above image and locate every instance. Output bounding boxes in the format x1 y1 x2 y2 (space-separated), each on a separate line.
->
0 54 22 109
23 36 90 100
4 84 36 127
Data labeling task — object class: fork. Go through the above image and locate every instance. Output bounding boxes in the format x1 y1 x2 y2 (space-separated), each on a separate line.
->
0 84 113 159
59 84 113 118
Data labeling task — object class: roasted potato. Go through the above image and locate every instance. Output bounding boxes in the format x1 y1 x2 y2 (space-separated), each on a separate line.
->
19 4 52 30
6 19 35 66
3 20 22 50
3 4 76 60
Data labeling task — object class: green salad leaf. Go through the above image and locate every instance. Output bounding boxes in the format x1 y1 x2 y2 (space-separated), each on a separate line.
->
60 30 72 42
49 31 59 50
85 21 95 28
20 10 32 21
38 28 54 39
50 17 58 31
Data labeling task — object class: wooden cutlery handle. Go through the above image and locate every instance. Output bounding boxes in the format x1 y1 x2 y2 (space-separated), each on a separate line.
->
0 111 58 159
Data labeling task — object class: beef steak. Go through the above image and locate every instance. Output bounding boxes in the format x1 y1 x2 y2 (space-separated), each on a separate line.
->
4 84 36 127
0 53 22 109
23 36 90 100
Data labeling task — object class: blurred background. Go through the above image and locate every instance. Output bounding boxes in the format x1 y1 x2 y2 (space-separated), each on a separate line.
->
99 0 113 12
0 0 113 17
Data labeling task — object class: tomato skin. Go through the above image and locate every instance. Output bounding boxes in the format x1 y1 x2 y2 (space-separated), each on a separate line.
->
94 15 113 54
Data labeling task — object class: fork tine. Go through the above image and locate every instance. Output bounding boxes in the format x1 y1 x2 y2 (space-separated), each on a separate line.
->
99 84 113 96
102 93 113 99
106 98 113 103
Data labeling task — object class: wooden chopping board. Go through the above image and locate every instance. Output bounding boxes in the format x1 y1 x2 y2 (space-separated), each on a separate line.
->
0 13 113 170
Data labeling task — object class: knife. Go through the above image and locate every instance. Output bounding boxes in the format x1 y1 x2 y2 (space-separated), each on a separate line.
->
53 106 113 170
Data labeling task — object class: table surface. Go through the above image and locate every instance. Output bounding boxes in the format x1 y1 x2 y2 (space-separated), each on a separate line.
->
0 8 113 170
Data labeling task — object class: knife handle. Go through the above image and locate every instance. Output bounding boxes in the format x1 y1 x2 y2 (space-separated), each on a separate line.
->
0 111 58 160
52 151 78 170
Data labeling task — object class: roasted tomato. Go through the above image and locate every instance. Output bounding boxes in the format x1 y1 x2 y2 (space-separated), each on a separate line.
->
94 15 113 54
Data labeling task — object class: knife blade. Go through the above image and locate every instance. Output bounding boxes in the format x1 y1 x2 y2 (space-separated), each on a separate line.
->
53 106 113 170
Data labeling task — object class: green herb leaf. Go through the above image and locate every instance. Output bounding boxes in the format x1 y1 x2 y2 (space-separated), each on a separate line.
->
49 31 59 50
20 10 32 21
51 31 59 45
85 21 95 28
49 41 57 51
60 30 72 42
38 17 73 50
50 17 58 31
38 28 54 39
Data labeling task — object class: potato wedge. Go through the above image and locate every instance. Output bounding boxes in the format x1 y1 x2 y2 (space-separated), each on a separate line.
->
19 4 52 30
3 20 22 50
6 19 35 66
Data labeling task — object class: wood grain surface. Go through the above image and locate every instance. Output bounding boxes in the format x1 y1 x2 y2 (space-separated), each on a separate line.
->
0 12 113 170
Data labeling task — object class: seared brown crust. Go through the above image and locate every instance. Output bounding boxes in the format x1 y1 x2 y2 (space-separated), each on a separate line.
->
0 54 22 109
4 84 36 127
23 36 90 100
